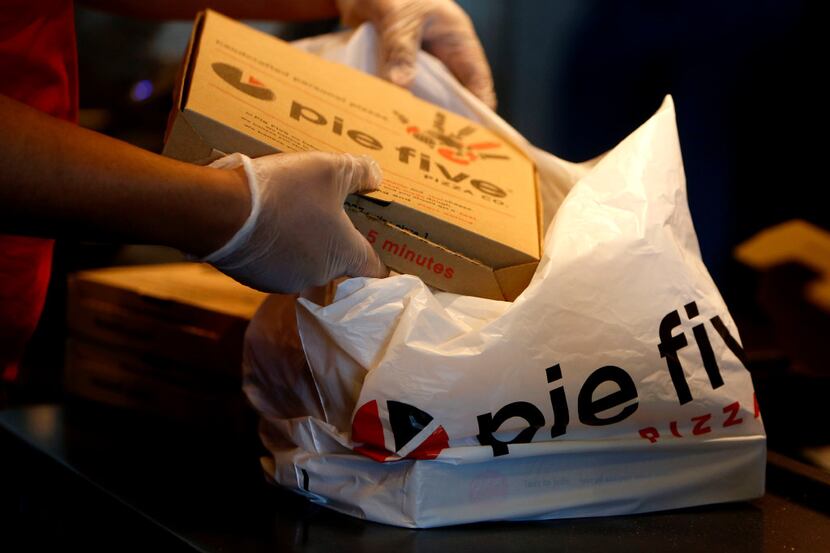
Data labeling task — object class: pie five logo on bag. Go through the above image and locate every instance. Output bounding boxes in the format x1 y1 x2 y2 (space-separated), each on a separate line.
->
351 300 761 462
395 111 510 166
473 300 761 457
212 62 275 101
352 400 449 462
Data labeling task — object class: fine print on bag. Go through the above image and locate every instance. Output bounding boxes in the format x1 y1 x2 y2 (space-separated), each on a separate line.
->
243 25 766 528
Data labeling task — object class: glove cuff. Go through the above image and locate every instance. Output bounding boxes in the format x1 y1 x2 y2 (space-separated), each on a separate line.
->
201 153 262 265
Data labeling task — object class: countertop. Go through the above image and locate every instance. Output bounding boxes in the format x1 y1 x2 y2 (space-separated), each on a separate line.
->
2 402 829 552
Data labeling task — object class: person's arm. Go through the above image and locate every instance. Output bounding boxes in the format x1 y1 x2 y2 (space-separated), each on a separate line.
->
0 94 247 256
0 93 386 292
76 1 339 21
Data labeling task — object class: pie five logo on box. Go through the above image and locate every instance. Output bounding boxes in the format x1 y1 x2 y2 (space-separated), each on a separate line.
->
211 62 274 101
352 400 449 462
395 111 510 166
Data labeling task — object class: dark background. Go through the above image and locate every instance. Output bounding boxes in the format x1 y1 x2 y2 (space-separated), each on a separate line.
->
467 0 826 289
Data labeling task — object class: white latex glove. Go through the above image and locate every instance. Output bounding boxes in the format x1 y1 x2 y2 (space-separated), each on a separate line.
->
204 152 387 293
336 0 497 109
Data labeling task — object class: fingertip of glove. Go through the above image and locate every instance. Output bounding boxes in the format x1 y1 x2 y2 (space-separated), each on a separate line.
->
386 63 416 88
477 85 498 111
351 238 389 280
357 154 383 188
364 253 390 280
344 153 383 192
454 63 498 110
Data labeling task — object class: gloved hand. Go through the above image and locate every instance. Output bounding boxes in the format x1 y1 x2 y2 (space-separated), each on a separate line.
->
336 0 497 109
204 152 387 293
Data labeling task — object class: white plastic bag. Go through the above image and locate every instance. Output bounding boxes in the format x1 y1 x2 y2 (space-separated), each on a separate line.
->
243 24 766 528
